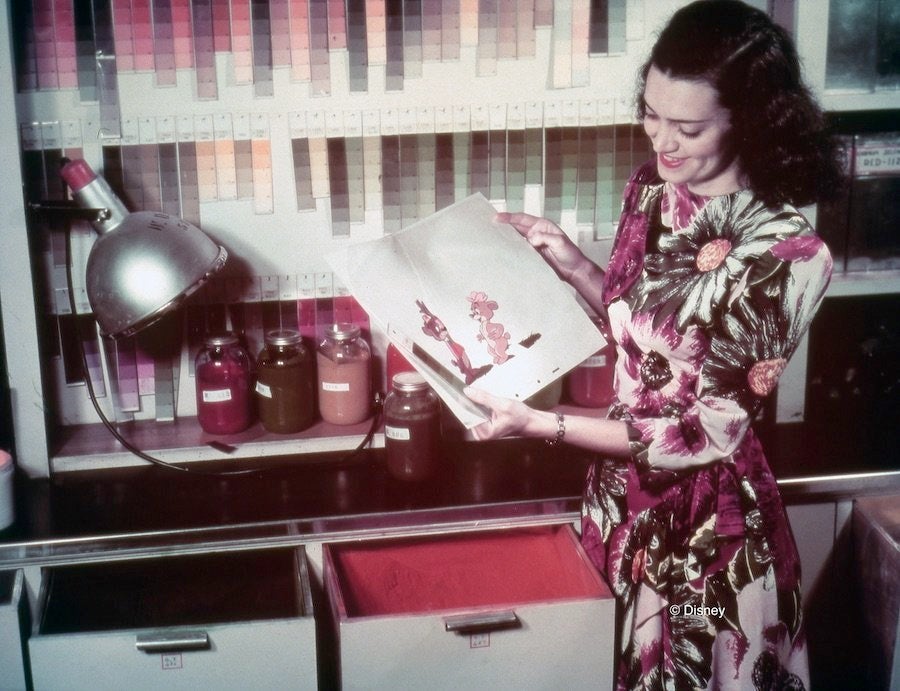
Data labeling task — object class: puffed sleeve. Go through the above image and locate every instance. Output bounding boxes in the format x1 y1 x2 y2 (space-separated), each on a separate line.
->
626 229 833 475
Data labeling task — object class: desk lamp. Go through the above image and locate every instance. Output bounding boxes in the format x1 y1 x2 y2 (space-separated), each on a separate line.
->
59 159 228 338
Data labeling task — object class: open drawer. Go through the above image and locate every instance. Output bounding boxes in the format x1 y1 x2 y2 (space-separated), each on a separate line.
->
29 547 317 690
324 524 616 690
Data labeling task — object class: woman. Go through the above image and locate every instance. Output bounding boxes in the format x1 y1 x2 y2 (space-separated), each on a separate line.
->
464 1 843 688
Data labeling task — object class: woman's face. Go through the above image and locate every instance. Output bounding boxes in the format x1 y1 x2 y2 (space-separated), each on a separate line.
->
642 65 742 196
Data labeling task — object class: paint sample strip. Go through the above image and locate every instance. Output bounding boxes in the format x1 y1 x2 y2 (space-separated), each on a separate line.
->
362 110 383 219
214 113 237 200
328 137 351 236
497 0 516 60
151 0 177 86
347 0 368 92
34 0 59 89
194 115 218 202
365 0 386 66
385 0 403 91
110 0 135 72
289 0 311 82
476 0 498 76
328 0 347 50
417 131 436 221
345 130 365 223
440 0 459 59
251 113 274 214
73 0 96 100
270 0 292 66
403 0 422 78
434 132 454 210
130 0 155 71
231 0 253 84
52 0 78 88
213 0 231 52
421 0 441 62
309 0 330 94
381 134 401 233
159 140 181 218
191 0 218 99
172 0 193 69
576 125 598 224
251 0 274 96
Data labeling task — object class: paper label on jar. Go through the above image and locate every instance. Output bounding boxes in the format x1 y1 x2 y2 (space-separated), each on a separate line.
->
202 389 233 403
385 425 411 441
255 381 273 398
322 381 351 392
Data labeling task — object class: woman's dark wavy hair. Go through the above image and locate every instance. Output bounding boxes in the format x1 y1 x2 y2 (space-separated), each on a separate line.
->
636 0 844 208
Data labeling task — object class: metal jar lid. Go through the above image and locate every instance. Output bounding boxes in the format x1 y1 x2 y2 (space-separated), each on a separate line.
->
265 329 302 346
204 332 239 347
325 322 361 342
391 371 428 393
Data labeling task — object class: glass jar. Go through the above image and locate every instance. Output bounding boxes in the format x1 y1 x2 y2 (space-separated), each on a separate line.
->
567 341 616 408
383 372 441 482
195 333 253 434
317 323 372 425
255 329 316 433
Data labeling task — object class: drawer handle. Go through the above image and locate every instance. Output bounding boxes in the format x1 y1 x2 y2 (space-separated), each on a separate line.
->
135 630 210 653
444 610 521 635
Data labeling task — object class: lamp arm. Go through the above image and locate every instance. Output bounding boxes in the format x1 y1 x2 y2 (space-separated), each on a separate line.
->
28 201 113 225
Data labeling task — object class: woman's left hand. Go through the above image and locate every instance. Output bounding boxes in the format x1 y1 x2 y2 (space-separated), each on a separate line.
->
464 386 534 441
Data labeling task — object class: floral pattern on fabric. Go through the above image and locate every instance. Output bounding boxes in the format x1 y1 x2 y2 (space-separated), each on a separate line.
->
583 162 830 690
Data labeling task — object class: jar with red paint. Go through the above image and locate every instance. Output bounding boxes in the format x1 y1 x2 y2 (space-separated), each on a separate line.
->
195 333 253 434
383 372 441 482
567 341 616 408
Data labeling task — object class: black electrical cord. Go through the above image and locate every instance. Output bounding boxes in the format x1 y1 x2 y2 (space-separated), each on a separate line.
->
63 220 382 478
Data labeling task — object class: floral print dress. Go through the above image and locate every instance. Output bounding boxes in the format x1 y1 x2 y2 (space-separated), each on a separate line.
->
581 162 832 691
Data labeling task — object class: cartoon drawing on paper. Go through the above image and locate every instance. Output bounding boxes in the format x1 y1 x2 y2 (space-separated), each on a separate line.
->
417 300 486 385
467 291 512 365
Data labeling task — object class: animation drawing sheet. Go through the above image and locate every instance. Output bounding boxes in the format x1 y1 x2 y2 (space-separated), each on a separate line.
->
328 193 606 428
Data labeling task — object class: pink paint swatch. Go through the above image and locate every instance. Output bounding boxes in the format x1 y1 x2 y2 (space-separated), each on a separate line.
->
231 0 253 84
289 0 311 82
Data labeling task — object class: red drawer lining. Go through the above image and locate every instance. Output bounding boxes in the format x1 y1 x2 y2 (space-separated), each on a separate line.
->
329 526 610 617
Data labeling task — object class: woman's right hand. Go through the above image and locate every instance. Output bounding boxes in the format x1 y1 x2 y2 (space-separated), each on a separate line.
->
496 212 589 283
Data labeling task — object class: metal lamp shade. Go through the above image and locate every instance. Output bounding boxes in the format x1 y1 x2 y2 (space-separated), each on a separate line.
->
87 210 227 338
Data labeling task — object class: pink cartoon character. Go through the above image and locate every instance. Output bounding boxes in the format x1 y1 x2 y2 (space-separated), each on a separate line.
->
468 291 512 365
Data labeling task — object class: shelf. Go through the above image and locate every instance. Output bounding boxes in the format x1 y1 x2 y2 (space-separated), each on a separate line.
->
51 416 385 473
826 269 900 297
